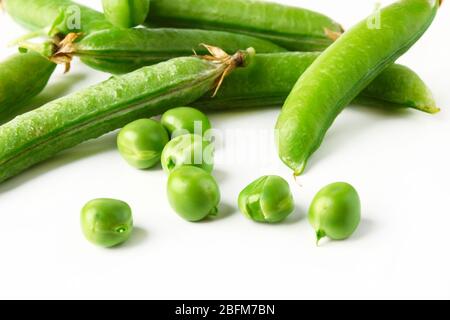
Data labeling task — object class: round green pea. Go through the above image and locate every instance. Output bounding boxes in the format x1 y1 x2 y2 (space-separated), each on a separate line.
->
238 175 295 223
161 134 214 174
167 166 221 222
102 0 150 28
161 107 212 138
308 182 361 245
117 119 169 169
81 198 133 247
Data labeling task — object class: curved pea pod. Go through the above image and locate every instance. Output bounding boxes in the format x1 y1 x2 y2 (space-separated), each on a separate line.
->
146 0 343 51
0 53 56 123
193 52 438 114
41 28 285 74
4 0 111 34
0 47 253 183
275 0 441 176
102 0 150 28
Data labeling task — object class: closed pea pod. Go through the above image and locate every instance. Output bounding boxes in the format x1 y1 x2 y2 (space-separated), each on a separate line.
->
276 0 441 176
102 0 150 28
0 53 56 123
0 47 253 183
194 52 438 114
31 28 284 74
4 0 112 35
146 0 343 51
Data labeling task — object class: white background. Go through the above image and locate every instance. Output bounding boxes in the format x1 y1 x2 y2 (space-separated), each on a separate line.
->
0 0 449 300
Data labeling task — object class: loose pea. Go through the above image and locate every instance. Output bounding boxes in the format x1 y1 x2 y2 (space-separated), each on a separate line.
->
81 198 133 247
117 119 169 169
167 166 220 222
238 176 295 223
161 107 211 138
161 134 214 174
102 0 150 28
308 182 361 245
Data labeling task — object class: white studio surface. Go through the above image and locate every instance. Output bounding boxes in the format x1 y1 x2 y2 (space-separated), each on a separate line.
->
0 0 449 300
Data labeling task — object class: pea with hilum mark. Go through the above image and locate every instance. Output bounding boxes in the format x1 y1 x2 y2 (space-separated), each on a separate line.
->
167 166 221 222
308 182 361 245
0 46 254 183
161 134 214 174
276 0 441 176
117 119 169 169
81 198 133 247
238 176 295 224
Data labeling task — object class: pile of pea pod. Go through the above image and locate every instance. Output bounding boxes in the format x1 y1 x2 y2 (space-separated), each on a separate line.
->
0 0 442 246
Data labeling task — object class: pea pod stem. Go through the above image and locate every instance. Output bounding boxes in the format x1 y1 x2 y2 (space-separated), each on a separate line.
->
275 0 441 176
0 47 253 183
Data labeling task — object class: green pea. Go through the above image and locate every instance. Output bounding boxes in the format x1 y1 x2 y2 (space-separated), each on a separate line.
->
238 176 295 223
276 0 440 176
161 107 211 138
308 182 361 245
161 134 214 174
102 0 150 28
117 119 169 169
81 198 133 247
167 166 220 222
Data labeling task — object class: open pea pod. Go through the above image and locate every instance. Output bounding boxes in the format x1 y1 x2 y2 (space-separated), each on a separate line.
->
145 0 343 51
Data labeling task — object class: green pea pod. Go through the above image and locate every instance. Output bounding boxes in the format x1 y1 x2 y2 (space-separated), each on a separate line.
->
194 52 438 114
31 28 285 74
276 0 441 176
102 0 150 28
0 47 253 183
145 0 343 51
0 53 56 123
4 0 112 35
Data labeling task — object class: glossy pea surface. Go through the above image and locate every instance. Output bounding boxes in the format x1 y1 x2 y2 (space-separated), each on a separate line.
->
102 0 150 28
81 198 133 247
238 175 295 223
161 107 211 138
161 134 214 174
308 182 361 244
117 119 169 169
276 0 440 175
167 166 220 222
